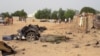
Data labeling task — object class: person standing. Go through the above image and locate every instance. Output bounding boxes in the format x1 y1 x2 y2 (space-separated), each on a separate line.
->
79 16 83 27
65 18 67 23
4 17 9 25
68 17 71 23
8 16 13 25
58 19 61 24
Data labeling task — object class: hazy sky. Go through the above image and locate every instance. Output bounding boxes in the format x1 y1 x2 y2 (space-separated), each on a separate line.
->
0 0 99 14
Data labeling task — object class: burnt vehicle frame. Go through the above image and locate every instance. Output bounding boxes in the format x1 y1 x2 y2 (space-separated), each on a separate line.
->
17 24 47 41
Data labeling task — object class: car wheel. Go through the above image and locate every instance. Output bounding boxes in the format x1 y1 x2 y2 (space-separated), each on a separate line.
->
26 31 36 42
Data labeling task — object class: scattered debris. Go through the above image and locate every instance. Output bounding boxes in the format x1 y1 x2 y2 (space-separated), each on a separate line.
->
21 48 26 51
0 41 16 56
73 34 77 37
40 34 71 44
85 44 91 46
2 34 18 41
66 32 72 35
95 41 99 45
34 42 38 44
74 44 80 48
22 52 25 54
93 41 100 48
92 40 100 48
42 45 47 47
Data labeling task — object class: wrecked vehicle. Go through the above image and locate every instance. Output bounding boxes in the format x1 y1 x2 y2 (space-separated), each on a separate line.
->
17 24 47 41
3 24 47 41
93 15 100 29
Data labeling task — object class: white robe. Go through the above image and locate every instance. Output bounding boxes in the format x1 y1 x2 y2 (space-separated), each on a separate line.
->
79 17 83 27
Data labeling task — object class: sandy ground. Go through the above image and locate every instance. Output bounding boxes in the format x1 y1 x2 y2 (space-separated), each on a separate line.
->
0 19 100 56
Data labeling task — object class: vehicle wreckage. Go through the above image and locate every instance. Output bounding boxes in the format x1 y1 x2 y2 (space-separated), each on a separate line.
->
3 24 47 41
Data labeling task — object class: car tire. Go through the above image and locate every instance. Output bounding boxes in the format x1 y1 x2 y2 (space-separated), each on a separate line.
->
25 31 36 42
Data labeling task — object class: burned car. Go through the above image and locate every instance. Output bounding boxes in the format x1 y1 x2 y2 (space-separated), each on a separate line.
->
93 15 100 29
17 24 47 41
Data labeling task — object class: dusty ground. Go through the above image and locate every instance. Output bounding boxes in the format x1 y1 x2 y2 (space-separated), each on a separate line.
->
0 19 100 56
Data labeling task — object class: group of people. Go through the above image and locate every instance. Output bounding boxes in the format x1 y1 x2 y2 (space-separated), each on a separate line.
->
19 17 27 23
4 16 13 25
56 17 71 24
64 17 71 23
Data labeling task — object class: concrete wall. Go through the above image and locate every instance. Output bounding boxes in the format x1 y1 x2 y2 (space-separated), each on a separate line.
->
72 14 95 33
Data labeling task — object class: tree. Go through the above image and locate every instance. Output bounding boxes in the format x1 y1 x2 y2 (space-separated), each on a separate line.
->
1 12 10 18
64 9 75 19
11 9 27 17
58 8 65 20
51 11 58 19
42 8 51 19
11 10 27 21
35 10 42 19
35 8 51 19
80 7 96 14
